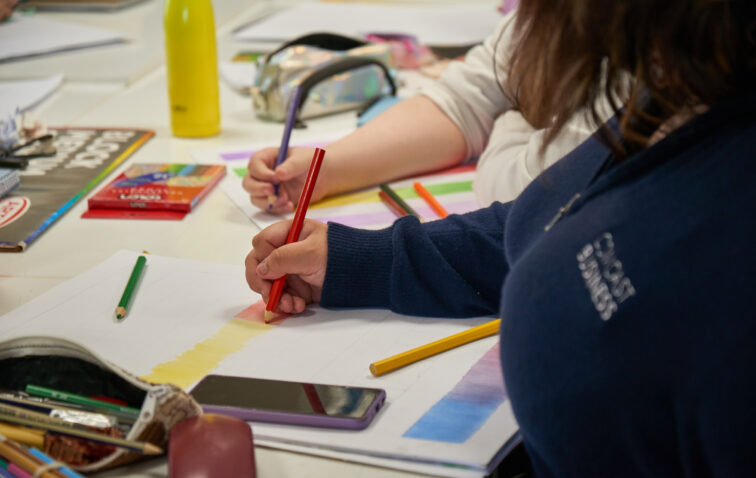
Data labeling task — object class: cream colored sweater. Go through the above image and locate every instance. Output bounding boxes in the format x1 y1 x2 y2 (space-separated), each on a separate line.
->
421 11 599 205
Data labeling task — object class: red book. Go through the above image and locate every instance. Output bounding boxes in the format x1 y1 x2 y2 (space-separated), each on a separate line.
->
85 163 225 219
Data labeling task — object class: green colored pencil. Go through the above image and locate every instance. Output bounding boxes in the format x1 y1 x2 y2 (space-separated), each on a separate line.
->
378 184 421 219
25 385 141 417
116 255 146 319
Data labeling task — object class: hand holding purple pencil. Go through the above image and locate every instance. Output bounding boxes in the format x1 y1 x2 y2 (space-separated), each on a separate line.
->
243 146 330 213
267 86 303 209
243 86 330 213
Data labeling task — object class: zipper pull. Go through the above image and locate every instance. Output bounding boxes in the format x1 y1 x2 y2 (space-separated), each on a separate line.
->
544 193 581 231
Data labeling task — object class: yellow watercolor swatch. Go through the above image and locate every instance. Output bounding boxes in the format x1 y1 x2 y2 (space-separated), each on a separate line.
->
142 318 271 389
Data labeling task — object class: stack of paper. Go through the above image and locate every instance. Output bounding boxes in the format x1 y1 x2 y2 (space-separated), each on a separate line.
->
0 15 124 63
234 3 501 46
19 0 148 10
0 74 64 117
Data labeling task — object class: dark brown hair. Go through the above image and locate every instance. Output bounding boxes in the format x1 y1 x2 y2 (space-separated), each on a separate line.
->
508 0 756 156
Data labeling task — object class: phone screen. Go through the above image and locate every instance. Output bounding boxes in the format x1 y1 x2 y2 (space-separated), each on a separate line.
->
190 375 384 419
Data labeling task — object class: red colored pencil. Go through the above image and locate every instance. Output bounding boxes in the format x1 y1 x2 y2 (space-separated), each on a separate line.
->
413 181 449 218
264 148 326 322
378 190 408 218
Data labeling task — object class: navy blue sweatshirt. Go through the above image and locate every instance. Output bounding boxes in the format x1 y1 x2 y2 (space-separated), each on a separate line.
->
322 92 756 477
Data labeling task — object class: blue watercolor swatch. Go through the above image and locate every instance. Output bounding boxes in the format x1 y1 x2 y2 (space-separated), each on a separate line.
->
404 343 506 443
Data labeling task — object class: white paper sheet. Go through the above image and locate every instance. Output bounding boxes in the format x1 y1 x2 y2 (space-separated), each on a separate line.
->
0 74 64 117
234 3 502 46
0 251 517 477
0 15 124 63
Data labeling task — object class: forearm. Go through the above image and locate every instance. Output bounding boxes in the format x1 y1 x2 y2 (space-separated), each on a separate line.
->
322 203 512 317
320 95 467 196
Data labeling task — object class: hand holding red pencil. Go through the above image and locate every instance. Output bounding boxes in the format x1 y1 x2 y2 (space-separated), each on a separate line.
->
245 148 328 320
245 218 328 315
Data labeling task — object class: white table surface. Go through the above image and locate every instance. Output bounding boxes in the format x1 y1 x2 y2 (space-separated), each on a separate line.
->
0 0 270 84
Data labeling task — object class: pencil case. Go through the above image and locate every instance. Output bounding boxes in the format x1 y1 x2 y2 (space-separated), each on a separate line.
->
251 32 397 122
0 336 203 473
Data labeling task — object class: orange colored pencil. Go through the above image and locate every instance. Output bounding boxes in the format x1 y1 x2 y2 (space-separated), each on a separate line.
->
413 182 448 218
378 190 408 218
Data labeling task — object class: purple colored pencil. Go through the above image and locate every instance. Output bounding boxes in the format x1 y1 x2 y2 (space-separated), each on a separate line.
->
269 85 304 208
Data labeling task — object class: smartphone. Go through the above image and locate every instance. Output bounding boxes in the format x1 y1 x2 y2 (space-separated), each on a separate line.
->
189 374 386 430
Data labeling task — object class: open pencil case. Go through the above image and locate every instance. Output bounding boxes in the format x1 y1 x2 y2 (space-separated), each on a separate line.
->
251 32 398 123
0 336 202 473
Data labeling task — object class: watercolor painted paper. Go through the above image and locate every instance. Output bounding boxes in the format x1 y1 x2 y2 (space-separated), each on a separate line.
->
404 343 506 443
0 251 517 477
192 143 480 231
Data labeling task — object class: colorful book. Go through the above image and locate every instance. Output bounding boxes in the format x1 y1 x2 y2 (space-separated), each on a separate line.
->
84 163 225 219
0 127 153 252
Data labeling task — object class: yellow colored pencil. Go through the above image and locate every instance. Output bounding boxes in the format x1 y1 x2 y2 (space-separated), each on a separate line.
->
369 319 501 376
0 422 44 448
0 433 61 478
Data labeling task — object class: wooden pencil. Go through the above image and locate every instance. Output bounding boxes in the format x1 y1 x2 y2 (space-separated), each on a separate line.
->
268 85 303 208
0 403 72 429
25 385 140 417
28 447 85 478
0 434 63 478
413 181 449 218
378 190 408 218
369 319 501 376
0 423 43 449
0 393 133 425
264 147 327 322
115 255 146 320
0 403 161 455
378 184 421 219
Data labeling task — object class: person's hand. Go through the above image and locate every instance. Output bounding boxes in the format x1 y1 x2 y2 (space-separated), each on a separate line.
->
0 0 18 21
242 146 330 214
245 219 328 314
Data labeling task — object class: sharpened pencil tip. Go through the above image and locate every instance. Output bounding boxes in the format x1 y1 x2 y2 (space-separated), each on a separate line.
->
264 310 275 323
143 443 163 455
115 307 126 320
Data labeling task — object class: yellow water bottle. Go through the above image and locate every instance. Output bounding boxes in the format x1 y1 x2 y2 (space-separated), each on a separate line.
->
164 0 220 137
